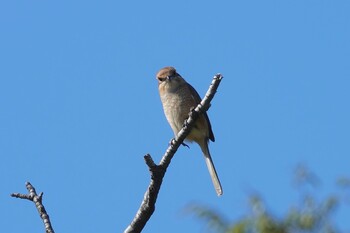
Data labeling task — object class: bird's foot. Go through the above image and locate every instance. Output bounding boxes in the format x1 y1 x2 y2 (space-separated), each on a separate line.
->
168 138 190 148
169 138 176 146
181 142 190 148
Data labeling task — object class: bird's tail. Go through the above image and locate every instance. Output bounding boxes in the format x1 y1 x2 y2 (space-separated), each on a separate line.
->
200 141 223 196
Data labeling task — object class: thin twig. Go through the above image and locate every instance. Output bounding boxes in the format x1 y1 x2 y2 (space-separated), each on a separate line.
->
11 182 55 233
124 74 223 233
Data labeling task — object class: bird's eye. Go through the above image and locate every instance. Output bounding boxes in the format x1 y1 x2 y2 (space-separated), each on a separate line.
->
158 77 166 82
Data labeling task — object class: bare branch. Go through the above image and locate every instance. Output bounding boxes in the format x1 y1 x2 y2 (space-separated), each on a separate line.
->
11 182 55 233
124 74 223 233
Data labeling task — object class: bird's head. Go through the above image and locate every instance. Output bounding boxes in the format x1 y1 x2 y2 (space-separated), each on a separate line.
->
156 67 185 91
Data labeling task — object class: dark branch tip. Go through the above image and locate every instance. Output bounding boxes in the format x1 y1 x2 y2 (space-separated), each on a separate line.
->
144 154 156 168
214 73 223 80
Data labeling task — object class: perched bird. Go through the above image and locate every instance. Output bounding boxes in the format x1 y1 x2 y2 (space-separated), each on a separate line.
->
157 66 223 196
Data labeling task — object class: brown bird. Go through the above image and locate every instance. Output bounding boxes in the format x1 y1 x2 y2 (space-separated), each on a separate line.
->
157 66 223 196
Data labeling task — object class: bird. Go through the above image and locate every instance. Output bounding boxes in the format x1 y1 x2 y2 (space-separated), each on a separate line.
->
156 66 223 196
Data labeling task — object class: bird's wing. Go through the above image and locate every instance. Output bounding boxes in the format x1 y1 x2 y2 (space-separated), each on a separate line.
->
186 83 215 142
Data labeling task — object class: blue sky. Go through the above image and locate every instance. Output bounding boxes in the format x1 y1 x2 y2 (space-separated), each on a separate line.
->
1 0 349 232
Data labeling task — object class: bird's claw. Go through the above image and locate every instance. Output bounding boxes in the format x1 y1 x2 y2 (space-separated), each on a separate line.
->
168 138 190 148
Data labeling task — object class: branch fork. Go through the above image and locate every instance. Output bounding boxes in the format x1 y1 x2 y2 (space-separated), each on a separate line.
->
11 182 55 233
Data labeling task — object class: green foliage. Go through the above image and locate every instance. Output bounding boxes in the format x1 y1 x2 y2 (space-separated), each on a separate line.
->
187 165 349 233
